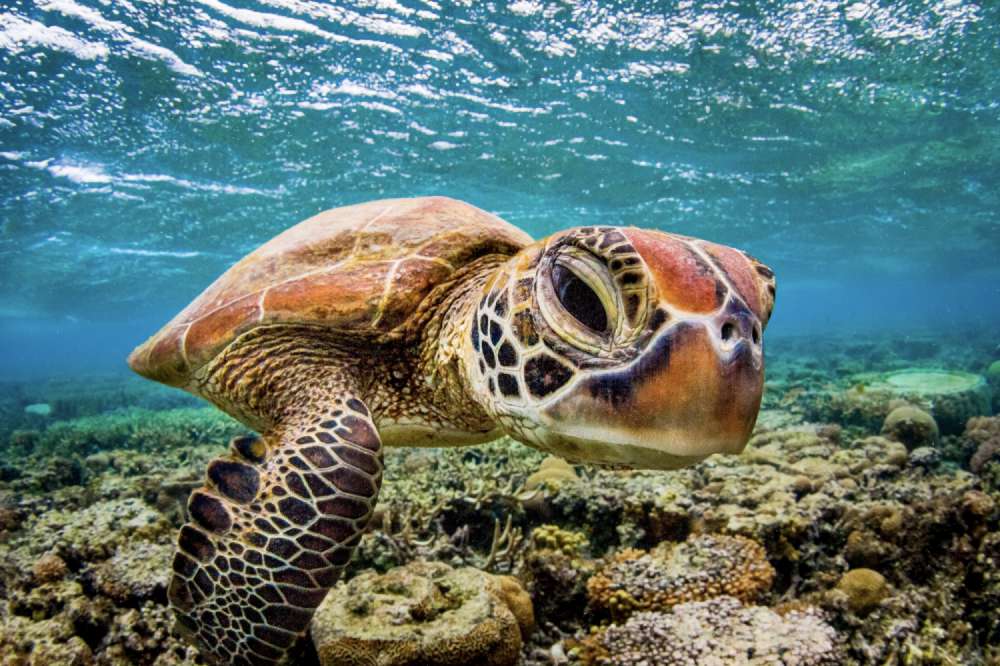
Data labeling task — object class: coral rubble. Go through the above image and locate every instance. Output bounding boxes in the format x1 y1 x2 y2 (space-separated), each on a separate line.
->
574 596 841 666
586 534 774 620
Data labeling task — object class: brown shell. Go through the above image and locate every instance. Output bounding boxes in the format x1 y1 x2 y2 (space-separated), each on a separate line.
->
129 197 532 386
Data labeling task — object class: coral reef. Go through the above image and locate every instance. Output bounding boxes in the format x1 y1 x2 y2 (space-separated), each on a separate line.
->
821 369 991 435
31 553 69 585
14 498 171 562
92 542 172 605
1 334 999 666
17 407 242 459
587 534 774 621
522 526 594 628
881 405 939 450
311 560 533 666
574 596 841 666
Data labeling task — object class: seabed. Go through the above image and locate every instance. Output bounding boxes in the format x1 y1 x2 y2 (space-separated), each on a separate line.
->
1 329 999 665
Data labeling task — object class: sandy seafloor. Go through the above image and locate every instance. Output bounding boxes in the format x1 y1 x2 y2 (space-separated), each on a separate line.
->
1 330 999 666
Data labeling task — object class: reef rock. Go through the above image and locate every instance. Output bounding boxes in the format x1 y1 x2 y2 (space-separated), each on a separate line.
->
587 534 774 620
93 541 172 604
23 403 52 417
18 497 170 561
576 596 841 666
311 560 533 666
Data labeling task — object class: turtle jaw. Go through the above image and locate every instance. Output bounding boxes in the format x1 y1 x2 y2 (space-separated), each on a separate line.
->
534 320 765 470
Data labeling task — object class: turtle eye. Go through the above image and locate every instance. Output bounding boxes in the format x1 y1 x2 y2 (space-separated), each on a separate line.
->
536 243 621 353
552 263 608 333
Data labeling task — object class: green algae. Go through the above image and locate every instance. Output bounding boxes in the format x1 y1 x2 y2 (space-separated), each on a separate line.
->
5 406 243 458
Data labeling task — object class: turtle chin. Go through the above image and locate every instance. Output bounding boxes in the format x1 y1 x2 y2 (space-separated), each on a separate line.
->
535 321 764 471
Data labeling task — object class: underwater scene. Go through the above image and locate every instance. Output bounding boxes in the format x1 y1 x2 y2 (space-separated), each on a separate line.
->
2 1 1000 664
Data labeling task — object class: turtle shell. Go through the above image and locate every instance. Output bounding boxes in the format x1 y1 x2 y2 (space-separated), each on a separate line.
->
129 197 532 387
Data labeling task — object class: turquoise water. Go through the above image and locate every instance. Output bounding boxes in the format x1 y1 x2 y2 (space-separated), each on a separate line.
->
1 0 999 378
3 4 1000 665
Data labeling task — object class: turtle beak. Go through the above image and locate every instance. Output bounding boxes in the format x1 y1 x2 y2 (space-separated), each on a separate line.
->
540 321 764 469
534 229 772 470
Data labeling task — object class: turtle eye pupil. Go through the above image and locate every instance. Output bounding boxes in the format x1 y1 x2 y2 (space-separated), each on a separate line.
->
552 263 608 333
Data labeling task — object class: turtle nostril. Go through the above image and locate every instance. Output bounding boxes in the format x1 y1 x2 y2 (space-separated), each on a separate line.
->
751 325 761 345
720 322 736 342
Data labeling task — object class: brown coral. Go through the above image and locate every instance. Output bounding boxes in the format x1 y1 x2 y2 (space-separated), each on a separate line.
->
834 568 888 615
32 553 69 584
586 534 775 621
531 524 588 556
966 416 1000 474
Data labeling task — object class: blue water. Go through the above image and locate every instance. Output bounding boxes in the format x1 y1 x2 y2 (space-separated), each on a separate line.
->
1 0 999 378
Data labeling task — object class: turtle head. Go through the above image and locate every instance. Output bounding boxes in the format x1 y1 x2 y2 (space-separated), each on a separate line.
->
467 226 776 470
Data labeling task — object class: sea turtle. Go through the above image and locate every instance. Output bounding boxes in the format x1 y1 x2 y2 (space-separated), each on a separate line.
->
128 196 776 665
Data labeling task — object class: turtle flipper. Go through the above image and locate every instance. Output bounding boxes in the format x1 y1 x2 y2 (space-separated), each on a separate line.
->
168 396 383 665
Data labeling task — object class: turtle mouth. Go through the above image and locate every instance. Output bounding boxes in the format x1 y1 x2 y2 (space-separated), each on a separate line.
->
536 321 764 469
537 420 736 469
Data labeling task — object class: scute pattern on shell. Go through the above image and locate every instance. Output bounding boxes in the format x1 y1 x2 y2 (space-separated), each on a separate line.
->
129 197 532 386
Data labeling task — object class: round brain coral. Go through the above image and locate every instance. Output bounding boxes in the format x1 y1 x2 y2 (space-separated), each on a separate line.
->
524 455 579 491
587 534 775 620
881 405 939 450
311 560 533 666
